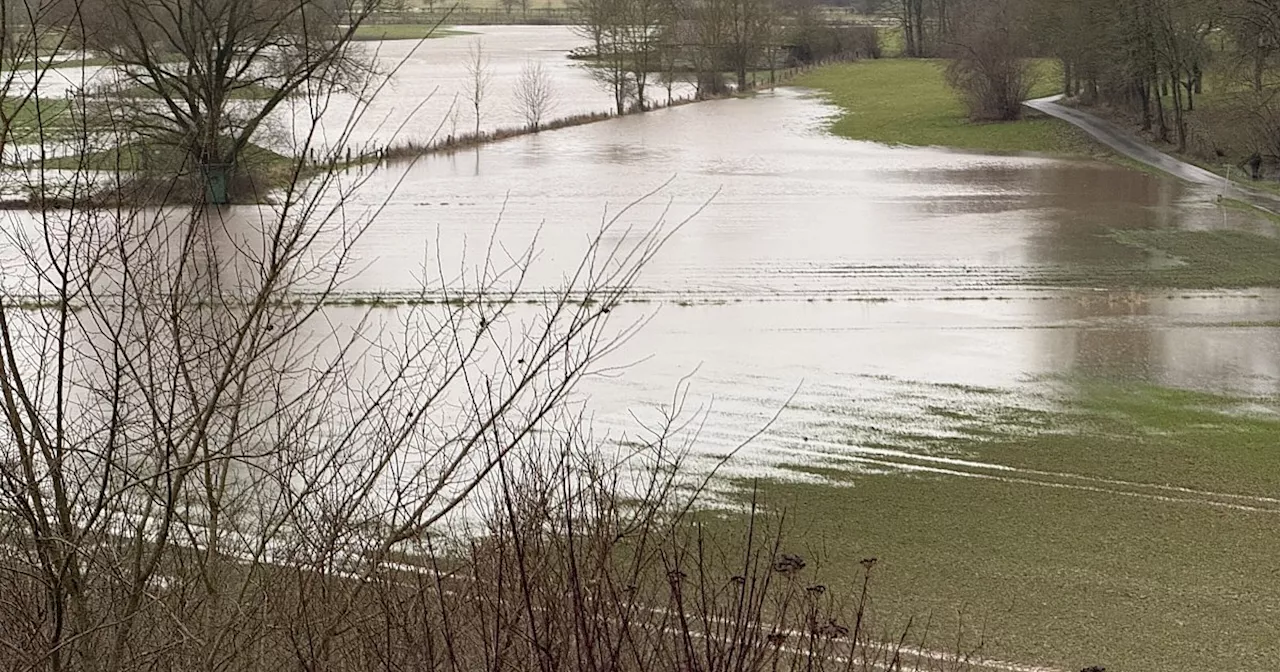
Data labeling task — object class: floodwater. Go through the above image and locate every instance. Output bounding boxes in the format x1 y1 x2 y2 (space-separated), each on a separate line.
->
4 26 1279 480
4 25 690 160
269 24 696 153
289 74 1280 479
7 27 1280 671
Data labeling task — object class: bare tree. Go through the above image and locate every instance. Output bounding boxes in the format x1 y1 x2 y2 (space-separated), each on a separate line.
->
569 0 611 56
686 0 732 98
513 59 556 130
572 0 633 113
62 0 383 201
618 0 668 110
464 38 492 136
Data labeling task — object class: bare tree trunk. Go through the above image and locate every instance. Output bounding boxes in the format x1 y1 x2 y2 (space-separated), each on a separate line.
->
1139 80 1153 131
1169 66 1186 151
1153 73 1168 142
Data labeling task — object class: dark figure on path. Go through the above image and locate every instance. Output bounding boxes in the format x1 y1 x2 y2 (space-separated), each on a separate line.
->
1080 666 1105 672
1247 151 1263 180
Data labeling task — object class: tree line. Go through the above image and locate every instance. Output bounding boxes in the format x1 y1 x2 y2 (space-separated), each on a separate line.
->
902 0 1280 171
571 0 880 113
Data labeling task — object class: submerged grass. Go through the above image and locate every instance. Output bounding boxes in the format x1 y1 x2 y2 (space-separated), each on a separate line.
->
1036 224 1280 289
4 97 72 133
794 59 1100 155
724 380 1280 672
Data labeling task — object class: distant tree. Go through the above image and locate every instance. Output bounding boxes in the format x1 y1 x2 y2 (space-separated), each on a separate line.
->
574 0 634 113
1225 5 1277 92
724 0 775 91
464 38 492 135
898 0 926 57
569 0 611 56
1150 0 1215 151
687 0 731 97
513 59 556 130
618 0 668 109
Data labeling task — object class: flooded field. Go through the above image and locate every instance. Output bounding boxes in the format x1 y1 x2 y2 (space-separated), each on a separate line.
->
5 27 1280 672
326 84 1280 415
4 25 690 159
270 25 679 152
308 74 1280 670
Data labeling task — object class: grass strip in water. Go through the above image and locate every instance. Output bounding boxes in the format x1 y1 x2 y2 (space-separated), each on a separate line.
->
1034 224 1280 289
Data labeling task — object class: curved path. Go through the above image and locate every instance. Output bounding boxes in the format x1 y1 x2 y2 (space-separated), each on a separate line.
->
1025 94 1280 214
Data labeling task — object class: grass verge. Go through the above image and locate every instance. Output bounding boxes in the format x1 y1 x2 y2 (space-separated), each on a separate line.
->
720 380 1280 672
795 59 1101 155
89 83 281 100
351 24 471 40
4 97 71 128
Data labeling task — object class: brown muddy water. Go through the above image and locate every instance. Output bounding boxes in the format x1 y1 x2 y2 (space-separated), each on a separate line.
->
5 32 1280 671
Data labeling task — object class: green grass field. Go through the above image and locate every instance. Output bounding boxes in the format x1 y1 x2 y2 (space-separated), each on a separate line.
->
89 83 282 101
2 97 74 141
351 24 471 41
42 140 290 174
795 59 1099 155
720 380 1280 672
11 56 112 71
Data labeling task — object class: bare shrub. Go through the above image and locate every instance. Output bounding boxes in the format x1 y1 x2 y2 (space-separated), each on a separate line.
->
944 0 1033 122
